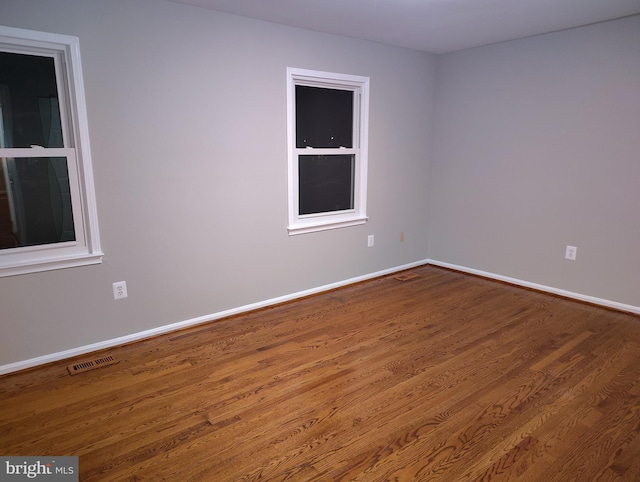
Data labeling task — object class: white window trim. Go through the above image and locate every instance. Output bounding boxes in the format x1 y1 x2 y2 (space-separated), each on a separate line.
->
0 26 103 277
286 67 370 235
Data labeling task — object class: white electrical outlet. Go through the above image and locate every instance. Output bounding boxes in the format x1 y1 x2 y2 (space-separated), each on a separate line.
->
368 235 375 247
113 281 128 300
565 245 577 261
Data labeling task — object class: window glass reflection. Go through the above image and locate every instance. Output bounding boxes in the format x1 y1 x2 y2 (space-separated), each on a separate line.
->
0 51 62 149
295 86 353 149
0 157 75 249
299 154 355 215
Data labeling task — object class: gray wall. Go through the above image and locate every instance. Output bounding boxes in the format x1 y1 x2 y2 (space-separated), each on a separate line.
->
429 15 640 308
0 0 435 367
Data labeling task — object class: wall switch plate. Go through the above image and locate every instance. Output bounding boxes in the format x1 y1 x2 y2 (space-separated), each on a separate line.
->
400 231 405 242
565 245 577 261
368 235 375 247
113 281 128 299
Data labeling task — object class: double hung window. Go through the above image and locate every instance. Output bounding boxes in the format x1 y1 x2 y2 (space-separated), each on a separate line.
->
287 68 369 235
0 26 102 276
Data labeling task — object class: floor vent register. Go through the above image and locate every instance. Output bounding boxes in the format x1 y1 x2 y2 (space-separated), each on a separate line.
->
67 355 119 375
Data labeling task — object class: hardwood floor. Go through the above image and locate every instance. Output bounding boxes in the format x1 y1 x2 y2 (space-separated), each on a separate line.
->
2 265 640 481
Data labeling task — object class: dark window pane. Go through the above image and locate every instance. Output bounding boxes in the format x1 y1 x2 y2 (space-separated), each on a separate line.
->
0 52 62 148
299 154 354 215
296 86 353 148
0 157 75 249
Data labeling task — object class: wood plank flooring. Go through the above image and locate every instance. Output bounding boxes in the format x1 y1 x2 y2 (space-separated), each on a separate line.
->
2 265 640 481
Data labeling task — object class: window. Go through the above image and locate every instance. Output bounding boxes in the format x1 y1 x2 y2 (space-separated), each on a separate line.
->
0 26 102 276
287 68 369 235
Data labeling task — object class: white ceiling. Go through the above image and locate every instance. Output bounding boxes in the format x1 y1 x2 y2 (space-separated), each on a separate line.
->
170 0 640 53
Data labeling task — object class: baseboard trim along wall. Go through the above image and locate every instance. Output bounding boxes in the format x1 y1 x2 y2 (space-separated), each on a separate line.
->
427 259 640 316
0 260 429 376
3 258 638 376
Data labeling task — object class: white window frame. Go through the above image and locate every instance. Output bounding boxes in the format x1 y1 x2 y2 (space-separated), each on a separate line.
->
287 67 370 235
0 26 102 277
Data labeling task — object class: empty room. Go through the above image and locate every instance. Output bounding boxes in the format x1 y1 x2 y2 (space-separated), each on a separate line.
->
1 0 639 480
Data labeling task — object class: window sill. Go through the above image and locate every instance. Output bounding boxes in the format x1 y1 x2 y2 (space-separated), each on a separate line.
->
0 251 104 277
288 216 368 235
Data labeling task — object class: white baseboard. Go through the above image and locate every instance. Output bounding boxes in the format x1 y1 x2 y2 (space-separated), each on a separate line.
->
0 260 429 376
4 258 636 376
426 259 640 315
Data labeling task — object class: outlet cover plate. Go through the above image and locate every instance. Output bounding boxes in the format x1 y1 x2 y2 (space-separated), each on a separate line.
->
565 245 577 260
113 281 128 299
